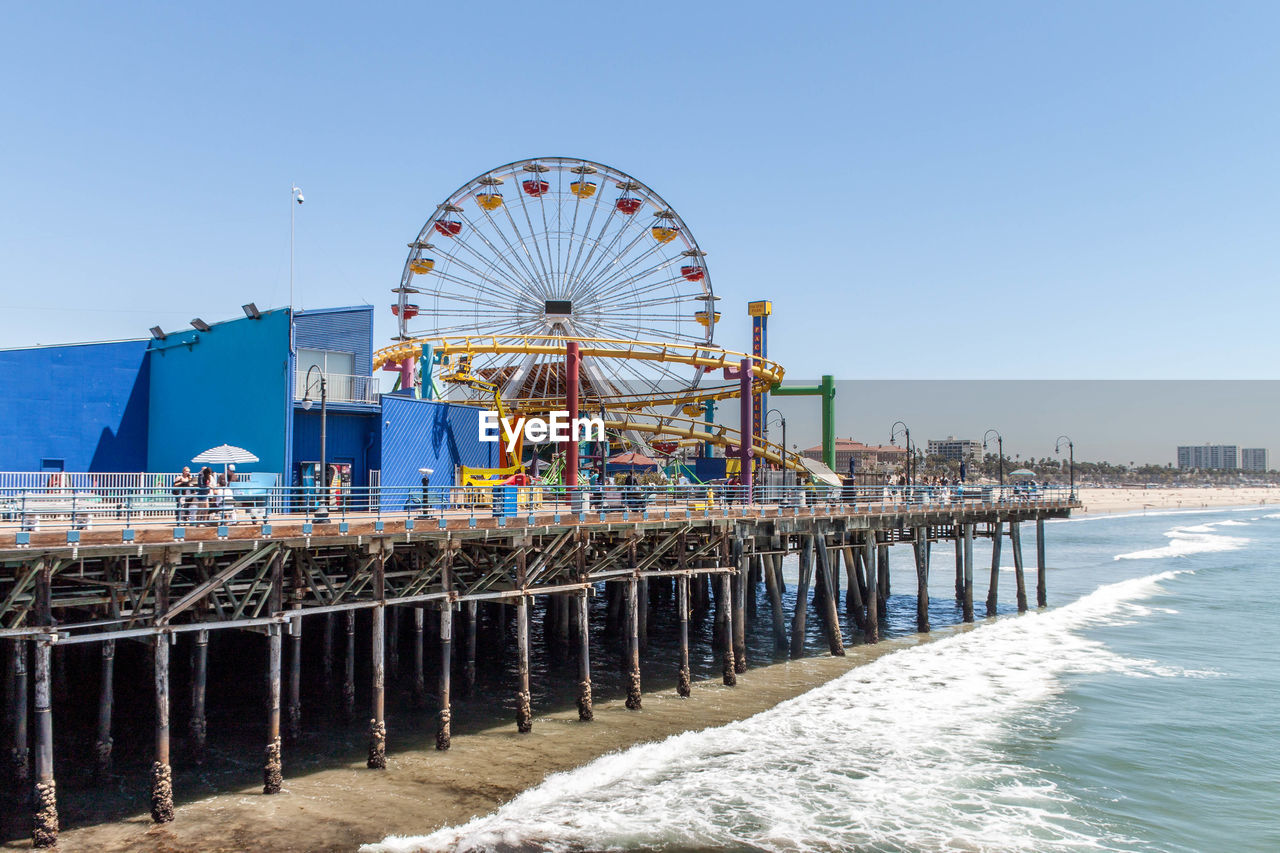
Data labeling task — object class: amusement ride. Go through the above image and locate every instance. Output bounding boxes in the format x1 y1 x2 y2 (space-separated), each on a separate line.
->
371 157 810 488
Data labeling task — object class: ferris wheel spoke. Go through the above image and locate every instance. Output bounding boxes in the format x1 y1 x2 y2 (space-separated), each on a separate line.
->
451 207 545 295
427 239 533 306
497 198 553 296
587 268 689 309
573 209 653 292
510 177 554 289
417 272 524 311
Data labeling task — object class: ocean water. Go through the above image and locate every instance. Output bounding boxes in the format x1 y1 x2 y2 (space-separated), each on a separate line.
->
367 508 1280 853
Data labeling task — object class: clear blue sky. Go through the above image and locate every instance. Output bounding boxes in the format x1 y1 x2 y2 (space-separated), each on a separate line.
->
3 1 1277 379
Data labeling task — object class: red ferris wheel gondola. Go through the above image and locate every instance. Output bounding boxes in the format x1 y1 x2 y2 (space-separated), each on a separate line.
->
522 162 551 197
615 180 643 214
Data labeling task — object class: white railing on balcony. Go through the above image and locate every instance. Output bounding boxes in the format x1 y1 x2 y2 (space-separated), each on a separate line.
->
294 372 381 405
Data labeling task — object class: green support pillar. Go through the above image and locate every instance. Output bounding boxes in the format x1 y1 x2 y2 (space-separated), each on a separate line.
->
771 375 836 470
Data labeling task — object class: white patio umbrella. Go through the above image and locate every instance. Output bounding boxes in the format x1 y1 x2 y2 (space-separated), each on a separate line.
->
192 444 259 482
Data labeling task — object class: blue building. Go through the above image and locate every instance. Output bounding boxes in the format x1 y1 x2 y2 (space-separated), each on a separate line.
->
0 305 493 492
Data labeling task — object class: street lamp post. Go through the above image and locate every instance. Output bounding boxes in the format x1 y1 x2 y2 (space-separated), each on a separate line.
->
767 408 787 499
290 185 304 352
1055 435 1075 500
983 428 1004 493
302 364 328 521
890 421 912 486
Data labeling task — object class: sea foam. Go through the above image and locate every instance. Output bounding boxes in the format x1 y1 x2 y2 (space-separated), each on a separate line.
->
365 570 1194 853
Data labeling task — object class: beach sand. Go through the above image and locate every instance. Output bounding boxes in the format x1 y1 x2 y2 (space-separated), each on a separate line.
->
1076 486 1278 515
15 629 959 853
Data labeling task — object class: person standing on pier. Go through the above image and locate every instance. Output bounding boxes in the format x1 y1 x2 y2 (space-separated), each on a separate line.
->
174 467 194 523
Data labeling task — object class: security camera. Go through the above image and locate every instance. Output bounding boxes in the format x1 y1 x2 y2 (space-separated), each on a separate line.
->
296 193 305 204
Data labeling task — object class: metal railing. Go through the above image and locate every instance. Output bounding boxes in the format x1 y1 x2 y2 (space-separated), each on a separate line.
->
0 482 1076 537
293 371 381 405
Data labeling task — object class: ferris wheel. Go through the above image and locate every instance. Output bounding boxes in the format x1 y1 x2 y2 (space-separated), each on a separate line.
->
393 157 719 408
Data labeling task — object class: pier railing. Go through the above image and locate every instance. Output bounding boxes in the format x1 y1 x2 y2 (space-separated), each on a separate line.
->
0 481 1075 539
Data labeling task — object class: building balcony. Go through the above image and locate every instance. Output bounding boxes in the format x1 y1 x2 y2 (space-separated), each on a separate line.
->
294 372 381 406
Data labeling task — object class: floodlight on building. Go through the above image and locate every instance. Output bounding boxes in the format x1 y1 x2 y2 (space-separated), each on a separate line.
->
150 326 166 340
190 318 211 332
242 303 261 320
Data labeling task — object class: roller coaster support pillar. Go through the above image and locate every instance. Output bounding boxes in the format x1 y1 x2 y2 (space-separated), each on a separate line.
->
771 375 836 470
703 399 716 457
739 357 753 504
566 341 580 489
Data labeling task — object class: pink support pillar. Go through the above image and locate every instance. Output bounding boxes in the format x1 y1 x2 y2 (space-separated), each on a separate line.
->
399 360 414 394
739 356 753 504
565 341 580 489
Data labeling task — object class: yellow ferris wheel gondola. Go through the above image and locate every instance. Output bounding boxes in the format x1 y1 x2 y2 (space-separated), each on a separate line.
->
569 163 597 198
475 174 504 211
408 241 436 275
651 209 679 244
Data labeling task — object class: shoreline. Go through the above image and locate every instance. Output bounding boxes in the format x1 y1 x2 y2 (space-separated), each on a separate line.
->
23 628 962 853
1074 486 1276 516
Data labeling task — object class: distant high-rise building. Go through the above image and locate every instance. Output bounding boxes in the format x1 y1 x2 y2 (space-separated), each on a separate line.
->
1240 448 1269 472
927 436 982 462
1176 444 1239 470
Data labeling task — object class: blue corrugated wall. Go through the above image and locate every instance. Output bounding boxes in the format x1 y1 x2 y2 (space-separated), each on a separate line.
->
147 310 291 477
0 339 151 471
294 306 374 375
379 395 496 494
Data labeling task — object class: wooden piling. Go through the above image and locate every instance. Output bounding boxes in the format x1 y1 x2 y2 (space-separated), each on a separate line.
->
387 604 400 680
515 596 532 733
840 538 866 635
719 570 736 686
962 523 975 623
91 638 114 776
732 537 747 673
876 543 889 618
436 604 452 750
577 587 593 720
790 534 814 657
12 639 29 784
367 552 386 769
33 638 56 848
863 535 879 643
813 535 845 655
464 600 478 693
189 630 207 762
342 609 356 722
954 531 964 603
322 611 334 689
1036 518 1048 607
412 607 426 708
263 623 283 794
625 577 642 709
151 563 174 824
1011 521 1028 612
637 577 649 650
987 521 1003 617
763 550 787 650
676 573 691 697
914 527 930 633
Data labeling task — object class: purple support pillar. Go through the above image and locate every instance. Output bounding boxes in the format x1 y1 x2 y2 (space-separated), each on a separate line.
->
739 356 753 504
566 341 580 490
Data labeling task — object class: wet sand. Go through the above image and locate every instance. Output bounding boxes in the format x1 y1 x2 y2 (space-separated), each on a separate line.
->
17 630 950 853
1076 486 1277 515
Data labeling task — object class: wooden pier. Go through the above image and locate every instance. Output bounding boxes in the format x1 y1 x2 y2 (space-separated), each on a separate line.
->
1 493 1075 848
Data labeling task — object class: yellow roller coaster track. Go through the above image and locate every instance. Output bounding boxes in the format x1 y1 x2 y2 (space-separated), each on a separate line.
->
600 413 807 473
373 334 786 411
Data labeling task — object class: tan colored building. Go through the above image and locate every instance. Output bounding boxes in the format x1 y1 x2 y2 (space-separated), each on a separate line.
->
801 438 907 475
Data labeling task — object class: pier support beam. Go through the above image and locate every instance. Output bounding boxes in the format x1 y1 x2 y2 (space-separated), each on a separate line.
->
367 551 387 769
876 544 889 618
813 534 845 655
764 550 787 649
719 571 736 686
95 639 114 776
287 618 302 743
1036 518 1048 607
987 521 1003 617
12 639 29 785
841 537 866 635
962 523 975 623
625 577 642 709
1011 522 1028 613
342 610 356 723
515 595 532 733
914 527 930 633
436 605 452 750
732 537 748 673
151 565 174 824
954 532 964 603
190 631 207 763
33 638 56 849
790 534 813 658
412 607 426 708
322 612 334 690
464 600 478 694
676 573 691 697
263 624 283 794
863 535 879 643
577 587 593 720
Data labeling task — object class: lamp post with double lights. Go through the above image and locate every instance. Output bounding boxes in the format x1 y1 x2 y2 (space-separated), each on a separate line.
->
766 408 787 500
983 428 1004 494
301 364 328 521
890 421 912 486
1055 435 1075 500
